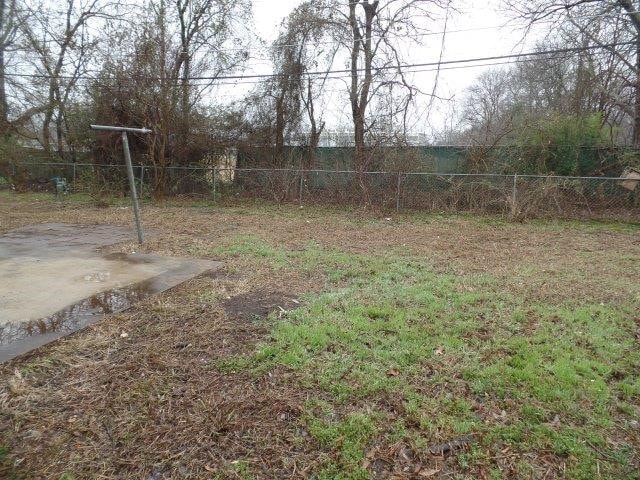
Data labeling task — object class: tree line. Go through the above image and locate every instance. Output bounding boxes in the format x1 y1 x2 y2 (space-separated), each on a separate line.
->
0 0 639 197
445 0 640 176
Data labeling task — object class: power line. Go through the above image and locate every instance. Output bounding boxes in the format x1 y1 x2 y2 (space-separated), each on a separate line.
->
5 40 634 86
218 41 638 81
1 56 568 88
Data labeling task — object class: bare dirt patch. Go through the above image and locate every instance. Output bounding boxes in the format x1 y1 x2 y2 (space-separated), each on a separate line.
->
222 289 299 322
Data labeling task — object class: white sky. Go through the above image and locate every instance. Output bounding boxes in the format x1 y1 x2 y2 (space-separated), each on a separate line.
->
233 0 547 140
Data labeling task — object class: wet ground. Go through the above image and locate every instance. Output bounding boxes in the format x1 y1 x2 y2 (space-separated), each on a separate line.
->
0 223 221 361
221 288 300 322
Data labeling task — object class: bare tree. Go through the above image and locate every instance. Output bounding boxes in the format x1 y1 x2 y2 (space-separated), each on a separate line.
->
505 0 640 145
449 37 623 174
277 1 334 166
323 0 450 202
173 0 249 121
89 0 251 197
301 76 327 166
17 0 119 158
461 69 515 145
0 0 18 132
244 1 334 167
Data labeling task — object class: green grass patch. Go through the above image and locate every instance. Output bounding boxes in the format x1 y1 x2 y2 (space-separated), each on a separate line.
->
206 233 639 479
304 402 378 479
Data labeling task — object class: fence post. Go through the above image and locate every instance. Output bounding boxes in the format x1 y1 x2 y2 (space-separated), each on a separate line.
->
212 167 217 202
299 170 304 206
139 165 145 198
396 172 402 212
511 174 518 216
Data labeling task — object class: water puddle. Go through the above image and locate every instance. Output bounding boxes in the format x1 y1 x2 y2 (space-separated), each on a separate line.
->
0 256 221 362
0 223 221 362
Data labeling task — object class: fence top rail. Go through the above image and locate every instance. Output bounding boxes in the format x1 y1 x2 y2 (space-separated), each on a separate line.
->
90 124 152 134
12 161 634 181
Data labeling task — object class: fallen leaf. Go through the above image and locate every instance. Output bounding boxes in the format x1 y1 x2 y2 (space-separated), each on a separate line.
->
386 368 400 377
419 468 441 477
434 346 444 355
364 448 377 460
204 465 215 472
398 446 414 462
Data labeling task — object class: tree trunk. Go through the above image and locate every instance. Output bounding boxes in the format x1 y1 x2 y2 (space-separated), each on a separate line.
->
634 34 640 146
56 112 65 160
305 78 324 170
0 47 7 131
179 6 190 164
153 141 170 199
275 92 286 165
0 0 10 133
617 0 640 145
182 56 190 116
42 107 54 157
349 0 378 206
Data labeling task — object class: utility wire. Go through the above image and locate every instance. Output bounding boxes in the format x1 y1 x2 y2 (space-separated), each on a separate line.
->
5 40 635 86
8 53 592 88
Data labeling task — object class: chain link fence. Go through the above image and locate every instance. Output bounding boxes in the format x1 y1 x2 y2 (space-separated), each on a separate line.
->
3 162 639 220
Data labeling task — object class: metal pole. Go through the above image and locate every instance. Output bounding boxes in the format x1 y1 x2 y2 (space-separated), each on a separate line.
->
299 171 304 206
396 172 401 212
139 165 145 197
90 124 151 244
511 174 518 216
91 124 152 135
212 167 217 202
121 132 144 244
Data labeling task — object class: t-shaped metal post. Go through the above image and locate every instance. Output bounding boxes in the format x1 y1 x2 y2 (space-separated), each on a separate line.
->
90 125 152 244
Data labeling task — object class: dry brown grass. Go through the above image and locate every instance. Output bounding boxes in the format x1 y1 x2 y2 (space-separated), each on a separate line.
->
0 277 321 478
0 192 639 479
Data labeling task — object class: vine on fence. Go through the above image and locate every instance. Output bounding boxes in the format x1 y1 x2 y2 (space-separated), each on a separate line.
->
5 162 639 221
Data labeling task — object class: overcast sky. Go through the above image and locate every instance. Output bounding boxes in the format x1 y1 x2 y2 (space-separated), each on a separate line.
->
240 0 546 140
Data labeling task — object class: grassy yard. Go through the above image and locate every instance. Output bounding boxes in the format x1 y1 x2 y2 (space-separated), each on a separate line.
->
0 191 639 479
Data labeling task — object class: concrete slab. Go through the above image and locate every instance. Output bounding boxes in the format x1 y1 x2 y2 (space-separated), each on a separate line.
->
0 223 221 361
